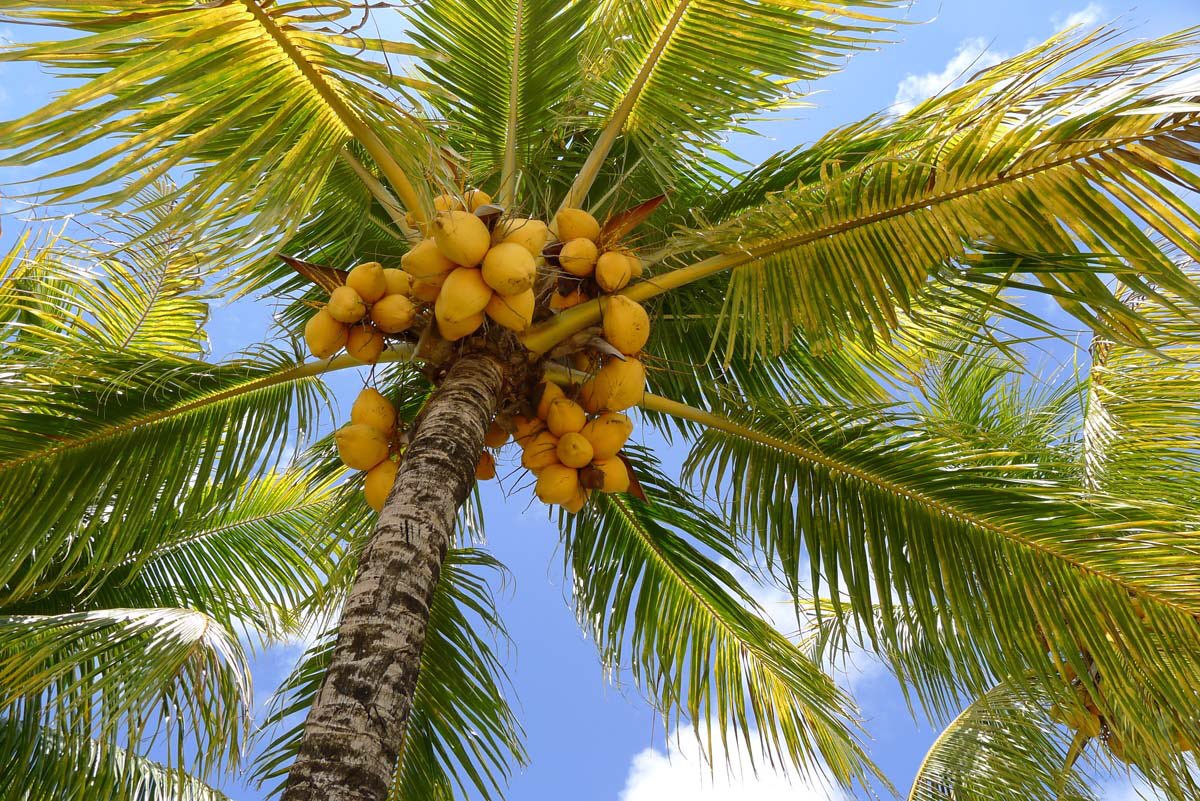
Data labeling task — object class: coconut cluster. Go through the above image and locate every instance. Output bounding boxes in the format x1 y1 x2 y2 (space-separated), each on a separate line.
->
304 262 417 362
547 208 643 310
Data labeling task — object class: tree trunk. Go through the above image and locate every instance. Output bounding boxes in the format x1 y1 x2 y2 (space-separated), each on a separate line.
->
283 351 505 801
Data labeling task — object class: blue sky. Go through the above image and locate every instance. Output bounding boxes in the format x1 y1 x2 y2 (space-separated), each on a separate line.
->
2 1 1198 800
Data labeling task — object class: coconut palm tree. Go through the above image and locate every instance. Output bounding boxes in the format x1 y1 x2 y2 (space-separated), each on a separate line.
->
2 3 1200 800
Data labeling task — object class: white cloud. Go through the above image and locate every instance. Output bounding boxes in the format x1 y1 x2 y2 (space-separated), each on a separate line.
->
1053 3 1105 32
893 38 1007 114
619 725 847 801
1100 776 1166 801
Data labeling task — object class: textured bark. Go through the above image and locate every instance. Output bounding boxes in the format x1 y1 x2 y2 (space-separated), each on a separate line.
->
283 351 505 801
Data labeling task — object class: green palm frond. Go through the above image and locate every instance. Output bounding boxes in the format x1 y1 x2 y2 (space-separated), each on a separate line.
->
0 720 231 801
674 396 1200 781
251 549 525 801
560 0 903 206
407 0 598 201
0 607 251 781
647 29 1200 356
0 1 438 267
562 448 881 790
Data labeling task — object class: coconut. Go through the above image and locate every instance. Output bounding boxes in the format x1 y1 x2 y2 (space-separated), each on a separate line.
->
534 381 565 419
521 431 561 473
435 267 494 322
464 188 493 212
595 250 632 293
485 288 535 332
304 308 348 358
601 295 650 355
371 294 416 333
494 217 549 256
411 273 447 303
475 451 496 480
482 242 537 295
335 423 390 471
346 261 387 303
627 251 645 278
511 415 545 445
581 357 645 412
433 210 491 267
401 238 456 280
586 457 630 493
351 388 396 436
364 457 399 512
484 421 510 448
581 412 633 459
550 289 587 311
382 268 412 297
571 350 598 372
561 486 589 514
536 464 579 505
437 311 485 341
346 324 386 363
327 285 367 323
559 238 599 277
405 193 463 230
555 208 600 243
545 397 586 436
556 432 594 468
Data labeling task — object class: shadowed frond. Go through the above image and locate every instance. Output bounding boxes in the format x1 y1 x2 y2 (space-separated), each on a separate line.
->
251 550 525 801
0 1 438 266
0 607 251 782
563 449 882 790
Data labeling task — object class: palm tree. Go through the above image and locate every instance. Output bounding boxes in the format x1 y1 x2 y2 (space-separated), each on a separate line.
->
0 219 347 798
2 3 1200 800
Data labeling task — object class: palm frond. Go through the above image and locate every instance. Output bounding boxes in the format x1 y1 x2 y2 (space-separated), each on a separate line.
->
0 607 251 781
251 549 525 801
563 448 881 790
0 1 437 267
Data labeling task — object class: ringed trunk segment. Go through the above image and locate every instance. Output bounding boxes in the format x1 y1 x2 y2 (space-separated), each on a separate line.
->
282 351 505 801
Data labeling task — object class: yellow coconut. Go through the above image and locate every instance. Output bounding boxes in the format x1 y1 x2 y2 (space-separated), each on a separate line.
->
521 431 561 473
346 324 386 364
405 193 463 230
581 412 633 459
484 420 510 448
411 273 447 303
627 251 644 278
485 288 535 332
546 397 587 436
327 285 367 324
364 457 399 512
535 381 565 419
335 423 390 471
571 350 598 373
346 261 387 303
556 432 594 469
437 311 486 341
536 464 579 505
494 217 549 256
595 250 632 293
475 451 497 480
401 238 456 280
382 268 412 297
464 188 493 212
559 238 599 277
435 267 494 322
304 308 348 358
601 295 650 355
555 208 600 243
550 289 587 311
350 388 396 436
433 210 491 267
482 243 537 296
371 294 416 333
590 457 630 493
512 415 546 446
581 357 646 413
561 485 589 514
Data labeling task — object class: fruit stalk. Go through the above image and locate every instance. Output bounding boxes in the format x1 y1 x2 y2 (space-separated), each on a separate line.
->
283 351 506 801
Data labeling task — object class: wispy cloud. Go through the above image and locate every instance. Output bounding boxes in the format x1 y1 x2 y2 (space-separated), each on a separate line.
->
892 38 1007 114
1053 3 1105 32
619 724 847 801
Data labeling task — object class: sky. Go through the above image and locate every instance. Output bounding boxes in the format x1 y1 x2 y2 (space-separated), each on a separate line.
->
2 1 1198 800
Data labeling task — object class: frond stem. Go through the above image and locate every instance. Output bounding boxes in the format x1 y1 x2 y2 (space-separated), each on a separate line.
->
498 0 524 207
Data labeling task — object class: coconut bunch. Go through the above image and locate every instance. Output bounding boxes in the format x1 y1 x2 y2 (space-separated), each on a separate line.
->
303 261 417 363
547 208 644 310
400 190 549 341
332 388 406 512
